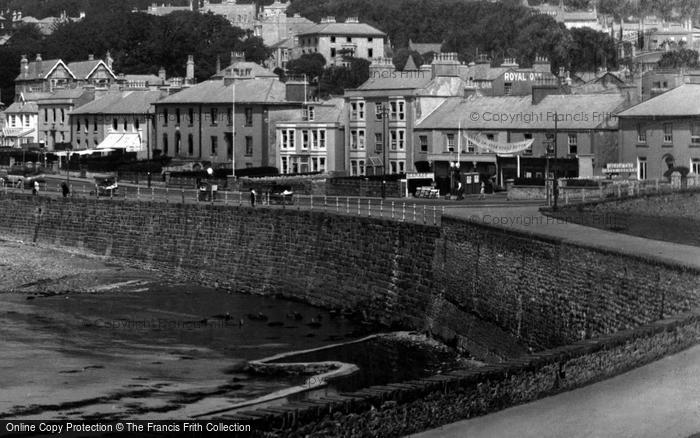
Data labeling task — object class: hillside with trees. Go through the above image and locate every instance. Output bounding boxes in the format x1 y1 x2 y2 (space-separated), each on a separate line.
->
0 10 269 105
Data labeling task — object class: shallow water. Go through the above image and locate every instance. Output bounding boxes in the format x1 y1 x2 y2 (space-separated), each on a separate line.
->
1 281 458 419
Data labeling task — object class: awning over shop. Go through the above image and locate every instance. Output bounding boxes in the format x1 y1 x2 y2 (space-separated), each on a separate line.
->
427 153 497 163
2 127 35 138
96 133 143 152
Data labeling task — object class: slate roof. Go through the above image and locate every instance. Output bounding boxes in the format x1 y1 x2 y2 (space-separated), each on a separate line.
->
417 94 627 131
155 79 291 105
211 61 279 79
37 88 92 104
297 22 385 37
71 90 163 115
277 98 345 124
5 102 39 114
408 40 442 55
616 84 700 118
67 60 114 80
15 59 64 81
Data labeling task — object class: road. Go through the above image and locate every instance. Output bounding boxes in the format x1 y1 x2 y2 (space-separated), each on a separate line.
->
410 343 700 438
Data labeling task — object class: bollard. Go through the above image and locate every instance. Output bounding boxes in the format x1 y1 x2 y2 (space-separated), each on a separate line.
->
357 198 361 216
368 199 371 217
225 191 228 205
391 201 395 219
402 202 406 222
413 204 416 222
380 200 383 218
346 197 350 214
239 191 242 206
433 206 437 225
423 205 426 224
336 197 339 212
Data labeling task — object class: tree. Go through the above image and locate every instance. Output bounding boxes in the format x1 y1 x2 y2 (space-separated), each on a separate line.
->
319 58 370 96
568 27 618 73
392 48 423 70
657 49 700 69
286 53 326 80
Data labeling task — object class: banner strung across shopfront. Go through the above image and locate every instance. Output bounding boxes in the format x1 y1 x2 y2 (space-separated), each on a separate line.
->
465 133 534 154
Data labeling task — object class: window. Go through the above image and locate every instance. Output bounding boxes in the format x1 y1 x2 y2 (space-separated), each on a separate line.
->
162 133 169 154
123 119 127 131
663 123 673 143
175 131 181 155
390 100 405 121
691 123 700 144
375 133 383 153
368 37 373 43
446 133 455 151
397 129 405 150
245 136 253 156
692 158 700 175
306 106 315 121
188 133 194 155
351 159 358 176
188 108 194 125
419 135 428 152
85 118 89 133
245 107 253 126
504 83 512 96
390 161 397 174
398 160 405 173
637 124 647 143
330 36 336 43
368 48 373 58
346 37 352 43
227 108 233 125
351 129 365 149
638 156 647 180
358 159 365 175
176 108 181 125
281 156 289 174
302 130 310 149
319 157 326 172
44 109 48 123
390 130 397 150
112 119 118 131
375 103 384 120
210 108 218 126
567 133 578 155
281 129 295 149
135 118 140 131
351 101 365 120
211 135 218 156
522 133 533 155
77 118 81 131
318 129 326 149
330 48 336 58
52 108 56 123
60 109 65 124
163 108 168 125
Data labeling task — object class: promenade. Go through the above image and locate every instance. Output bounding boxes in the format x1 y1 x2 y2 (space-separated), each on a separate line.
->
411 343 700 438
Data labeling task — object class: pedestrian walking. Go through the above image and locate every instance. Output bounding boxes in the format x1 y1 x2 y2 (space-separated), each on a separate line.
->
250 188 256 207
32 180 39 196
479 181 485 200
61 182 70 198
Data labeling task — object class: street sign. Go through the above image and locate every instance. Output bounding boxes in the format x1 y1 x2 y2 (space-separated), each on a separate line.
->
603 163 635 174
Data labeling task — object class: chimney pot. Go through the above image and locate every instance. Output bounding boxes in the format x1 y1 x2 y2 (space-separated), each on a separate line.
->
88 54 94 61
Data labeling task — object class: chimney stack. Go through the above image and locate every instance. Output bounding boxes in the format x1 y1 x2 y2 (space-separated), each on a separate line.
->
20 54 28 78
231 51 245 63
215 55 221 73
35 53 43 77
88 54 94 61
158 67 166 82
105 51 113 70
186 55 195 82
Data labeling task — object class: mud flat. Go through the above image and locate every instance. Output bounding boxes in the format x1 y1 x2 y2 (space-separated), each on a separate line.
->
0 238 465 419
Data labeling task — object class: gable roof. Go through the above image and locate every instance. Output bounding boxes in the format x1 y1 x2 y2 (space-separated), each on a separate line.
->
297 22 385 37
71 90 163 115
155 78 293 105
277 98 345 124
67 60 116 80
616 83 700 118
15 59 70 81
211 61 279 79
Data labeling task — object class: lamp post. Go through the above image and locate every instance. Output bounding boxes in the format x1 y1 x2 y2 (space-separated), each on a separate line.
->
377 103 390 198
552 111 559 211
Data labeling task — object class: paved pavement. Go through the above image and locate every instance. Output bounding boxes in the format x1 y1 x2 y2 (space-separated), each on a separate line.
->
410 343 700 438
445 205 700 270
